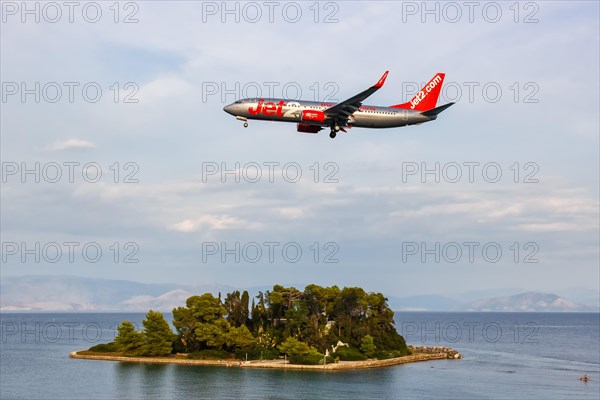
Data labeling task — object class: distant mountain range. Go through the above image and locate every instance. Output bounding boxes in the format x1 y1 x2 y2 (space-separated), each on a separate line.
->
1 275 598 312
0 275 234 311
389 288 599 312
458 292 597 312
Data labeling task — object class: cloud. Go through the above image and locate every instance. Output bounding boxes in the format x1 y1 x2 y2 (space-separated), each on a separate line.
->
50 139 96 151
515 222 586 233
168 214 260 233
138 76 191 104
277 207 306 219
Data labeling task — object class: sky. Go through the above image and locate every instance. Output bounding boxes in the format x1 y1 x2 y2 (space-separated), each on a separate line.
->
1 1 599 298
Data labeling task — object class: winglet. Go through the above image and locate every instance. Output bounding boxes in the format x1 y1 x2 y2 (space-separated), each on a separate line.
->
374 70 389 88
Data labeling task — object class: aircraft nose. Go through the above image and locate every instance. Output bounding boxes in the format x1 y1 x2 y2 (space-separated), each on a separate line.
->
223 104 235 115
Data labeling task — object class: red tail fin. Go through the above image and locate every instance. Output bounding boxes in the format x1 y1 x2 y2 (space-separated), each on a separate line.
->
391 73 445 111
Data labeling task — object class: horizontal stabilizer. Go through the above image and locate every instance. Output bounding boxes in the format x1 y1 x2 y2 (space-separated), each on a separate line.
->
420 102 455 118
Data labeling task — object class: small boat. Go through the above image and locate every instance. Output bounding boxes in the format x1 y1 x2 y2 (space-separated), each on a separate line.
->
578 376 590 382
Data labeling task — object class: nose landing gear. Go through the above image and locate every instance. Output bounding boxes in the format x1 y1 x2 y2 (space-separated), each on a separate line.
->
235 116 248 128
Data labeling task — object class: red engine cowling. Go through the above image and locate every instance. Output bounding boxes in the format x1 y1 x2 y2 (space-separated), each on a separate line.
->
297 123 322 133
302 110 325 123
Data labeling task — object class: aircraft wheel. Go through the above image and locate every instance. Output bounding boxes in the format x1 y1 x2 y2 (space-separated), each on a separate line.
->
329 131 336 139
334 125 341 132
243 122 248 128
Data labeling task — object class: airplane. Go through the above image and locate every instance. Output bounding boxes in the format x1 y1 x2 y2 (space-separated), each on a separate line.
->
223 71 454 138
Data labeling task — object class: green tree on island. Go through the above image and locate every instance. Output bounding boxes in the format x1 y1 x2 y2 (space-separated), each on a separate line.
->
278 336 325 365
360 334 376 358
278 336 311 357
226 325 256 351
114 321 144 356
173 293 230 351
141 310 174 356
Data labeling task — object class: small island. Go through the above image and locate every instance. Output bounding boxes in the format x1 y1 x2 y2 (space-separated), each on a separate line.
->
71 284 461 370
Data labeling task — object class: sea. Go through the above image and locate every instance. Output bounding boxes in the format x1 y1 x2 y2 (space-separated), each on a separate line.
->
1 312 598 400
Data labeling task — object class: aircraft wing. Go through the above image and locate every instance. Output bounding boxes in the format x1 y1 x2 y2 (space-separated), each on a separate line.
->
324 71 389 124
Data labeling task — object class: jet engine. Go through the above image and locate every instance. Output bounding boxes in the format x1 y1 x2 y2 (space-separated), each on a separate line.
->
301 110 325 123
297 123 322 133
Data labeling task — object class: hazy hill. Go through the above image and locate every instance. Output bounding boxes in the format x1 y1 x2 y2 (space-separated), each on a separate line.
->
388 288 530 311
457 292 598 312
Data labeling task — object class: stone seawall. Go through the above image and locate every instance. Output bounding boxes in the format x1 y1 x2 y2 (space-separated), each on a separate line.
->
70 349 459 371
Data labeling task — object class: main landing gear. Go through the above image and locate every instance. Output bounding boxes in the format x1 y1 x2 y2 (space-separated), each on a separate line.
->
329 125 341 139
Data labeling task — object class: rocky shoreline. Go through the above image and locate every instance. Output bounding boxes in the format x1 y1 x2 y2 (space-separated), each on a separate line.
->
70 346 461 371
408 346 462 359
